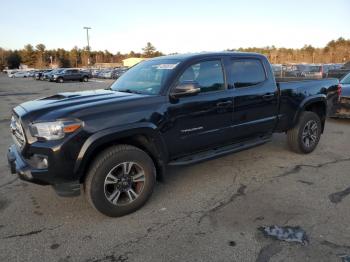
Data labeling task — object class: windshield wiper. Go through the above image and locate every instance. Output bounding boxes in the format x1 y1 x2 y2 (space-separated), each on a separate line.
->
117 89 144 94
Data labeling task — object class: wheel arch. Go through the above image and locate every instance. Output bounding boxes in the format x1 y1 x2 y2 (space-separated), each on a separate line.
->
293 95 327 132
75 124 168 183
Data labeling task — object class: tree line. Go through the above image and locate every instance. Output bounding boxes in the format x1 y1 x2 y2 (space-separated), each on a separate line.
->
1 38 349 70
0 42 163 70
231 37 350 65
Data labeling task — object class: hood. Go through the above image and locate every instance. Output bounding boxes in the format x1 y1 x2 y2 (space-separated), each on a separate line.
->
17 89 145 120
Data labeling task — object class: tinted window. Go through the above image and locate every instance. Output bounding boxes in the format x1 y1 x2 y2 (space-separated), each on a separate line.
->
230 59 266 88
179 60 225 93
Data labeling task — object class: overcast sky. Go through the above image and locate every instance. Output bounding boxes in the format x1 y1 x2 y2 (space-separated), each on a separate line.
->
1 0 349 54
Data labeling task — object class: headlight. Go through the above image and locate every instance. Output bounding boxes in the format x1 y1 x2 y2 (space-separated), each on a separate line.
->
30 120 83 140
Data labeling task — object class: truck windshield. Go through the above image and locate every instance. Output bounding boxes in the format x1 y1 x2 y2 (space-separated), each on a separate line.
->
110 59 180 95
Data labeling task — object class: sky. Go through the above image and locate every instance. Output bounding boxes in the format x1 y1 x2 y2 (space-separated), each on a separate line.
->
1 0 349 54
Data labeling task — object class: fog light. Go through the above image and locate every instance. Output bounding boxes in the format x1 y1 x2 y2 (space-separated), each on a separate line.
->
27 154 48 169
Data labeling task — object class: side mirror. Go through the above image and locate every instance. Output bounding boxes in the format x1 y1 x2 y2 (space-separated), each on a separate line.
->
171 81 200 98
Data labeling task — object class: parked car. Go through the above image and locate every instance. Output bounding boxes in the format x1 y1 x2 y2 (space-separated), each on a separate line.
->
284 64 323 79
44 68 65 81
112 68 128 79
35 69 52 80
301 65 323 79
91 69 102 78
12 71 30 78
7 70 18 78
322 64 344 78
327 62 350 79
328 72 350 118
105 70 113 79
51 68 90 83
271 64 283 78
7 52 339 217
80 69 93 79
99 69 113 79
284 64 305 77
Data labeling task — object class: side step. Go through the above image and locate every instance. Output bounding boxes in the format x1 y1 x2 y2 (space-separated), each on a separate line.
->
168 136 271 166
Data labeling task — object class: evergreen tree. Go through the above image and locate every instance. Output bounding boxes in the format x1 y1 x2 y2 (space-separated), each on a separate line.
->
142 42 156 58
7 50 22 69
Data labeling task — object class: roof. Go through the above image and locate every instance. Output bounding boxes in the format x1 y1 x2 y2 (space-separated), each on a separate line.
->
148 51 266 62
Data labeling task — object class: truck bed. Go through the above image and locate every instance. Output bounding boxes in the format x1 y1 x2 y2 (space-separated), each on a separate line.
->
275 78 339 132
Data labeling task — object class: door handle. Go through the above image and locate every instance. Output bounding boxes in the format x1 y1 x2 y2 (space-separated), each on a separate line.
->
216 101 233 107
262 93 275 100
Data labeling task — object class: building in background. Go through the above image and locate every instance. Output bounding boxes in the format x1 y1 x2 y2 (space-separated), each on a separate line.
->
94 62 123 69
122 57 147 67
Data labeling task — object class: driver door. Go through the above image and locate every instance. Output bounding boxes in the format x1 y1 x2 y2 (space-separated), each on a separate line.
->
162 59 234 158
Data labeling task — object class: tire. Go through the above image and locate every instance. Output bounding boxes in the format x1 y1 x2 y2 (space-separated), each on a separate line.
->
287 111 322 154
83 76 88 82
57 77 64 83
84 145 156 217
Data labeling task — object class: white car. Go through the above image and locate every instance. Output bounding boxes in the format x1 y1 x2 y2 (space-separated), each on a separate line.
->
100 70 113 79
7 70 18 77
12 71 30 78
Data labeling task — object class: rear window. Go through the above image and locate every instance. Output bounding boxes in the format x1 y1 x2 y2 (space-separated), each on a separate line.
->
230 59 266 88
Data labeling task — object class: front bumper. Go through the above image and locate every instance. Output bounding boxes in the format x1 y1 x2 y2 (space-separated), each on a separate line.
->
7 144 81 196
7 144 48 184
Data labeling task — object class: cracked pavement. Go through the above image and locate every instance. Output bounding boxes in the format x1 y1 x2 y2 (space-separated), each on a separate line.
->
1 75 350 261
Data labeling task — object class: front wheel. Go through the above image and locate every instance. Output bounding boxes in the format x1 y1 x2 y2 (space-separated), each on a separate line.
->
57 77 64 83
287 111 322 154
83 76 88 82
84 145 156 217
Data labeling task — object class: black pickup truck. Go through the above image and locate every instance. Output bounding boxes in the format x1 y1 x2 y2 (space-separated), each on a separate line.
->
7 52 339 217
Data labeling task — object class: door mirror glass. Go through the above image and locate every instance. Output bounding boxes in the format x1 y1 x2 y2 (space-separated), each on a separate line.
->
171 81 200 98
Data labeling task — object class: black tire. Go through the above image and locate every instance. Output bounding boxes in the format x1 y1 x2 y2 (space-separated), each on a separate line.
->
84 145 156 217
83 76 88 82
57 77 64 83
287 111 322 154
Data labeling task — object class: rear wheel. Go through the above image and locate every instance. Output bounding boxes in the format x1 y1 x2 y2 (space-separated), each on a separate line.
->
83 76 88 82
287 111 322 154
84 145 156 217
57 77 64 83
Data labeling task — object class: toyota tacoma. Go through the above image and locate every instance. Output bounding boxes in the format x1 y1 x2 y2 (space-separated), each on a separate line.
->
7 52 339 217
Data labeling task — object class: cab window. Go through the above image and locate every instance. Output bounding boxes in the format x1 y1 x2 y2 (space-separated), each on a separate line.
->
178 60 225 93
230 59 266 88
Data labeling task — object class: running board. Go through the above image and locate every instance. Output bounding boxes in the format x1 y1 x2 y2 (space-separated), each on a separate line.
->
168 136 271 166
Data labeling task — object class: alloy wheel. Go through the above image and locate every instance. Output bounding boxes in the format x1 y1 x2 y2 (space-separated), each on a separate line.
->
104 162 145 206
302 120 318 148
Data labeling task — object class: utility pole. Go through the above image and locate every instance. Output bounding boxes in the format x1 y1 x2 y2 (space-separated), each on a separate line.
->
83 27 91 66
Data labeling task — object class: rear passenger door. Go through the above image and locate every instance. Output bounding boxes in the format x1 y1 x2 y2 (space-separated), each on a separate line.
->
228 57 278 140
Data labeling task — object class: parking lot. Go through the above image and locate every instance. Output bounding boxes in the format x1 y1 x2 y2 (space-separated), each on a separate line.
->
1 74 350 262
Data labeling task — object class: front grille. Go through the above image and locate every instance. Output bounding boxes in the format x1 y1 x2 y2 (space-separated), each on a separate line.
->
10 115 26 148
